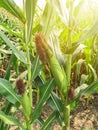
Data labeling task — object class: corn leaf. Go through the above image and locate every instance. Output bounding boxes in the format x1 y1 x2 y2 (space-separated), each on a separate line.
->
31 78 55 123
88 64 98 81
75 80 98 99
0 78 21 104
48 92 62 125
36 117 44 127
24 0 37 43
0 0 25 23
40 0 56 37
50 0 68 24
0 30 27 64
73 0 85 18
72 44 86 62
0 110 25 129
49 32 65 66
63 42 80 54
48 92 62 116
77 19 98 43
4 54 16 80
0 24 22 38
72 81 98 110
31 56 42 80
41 111 58 130
76 59 85 78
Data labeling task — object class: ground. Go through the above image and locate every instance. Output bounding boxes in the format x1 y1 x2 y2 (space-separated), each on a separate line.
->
0 58 98 130
33 94 98 130
8 94 98 130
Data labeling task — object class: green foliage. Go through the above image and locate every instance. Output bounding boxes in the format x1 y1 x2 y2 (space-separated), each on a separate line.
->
39 0 56 37
31 56 42 80
0 78 21 104
0 110 25 129
31 78 55 123
24 0 37 43
40 111 58 130
0 0 98 130
0 0 25 23
0 30 27 64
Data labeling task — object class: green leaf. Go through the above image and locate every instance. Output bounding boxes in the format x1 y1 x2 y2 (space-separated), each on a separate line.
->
63 42 80 54
4 54 16 80
74 0 85 18
81 126 91 130
48 92 62 125
82 81 98 95
0 48 11 55
84 48 91 64
88 64 97 81
73 81 98 109
48 92 62 116
80 74 88 85
31 78 55 123
0 0 25 23
49 31 65 66
31 56 42 80
0 110 25 129
75 81 98 99
22 92 32 117
77 19 98 43
36 117 44 127
72 44 86 62
76 59 85 78
0 30 27 64
40 1 56 37
41 111 57 130
34 75 45 89
50 0 68 24
49 55 68 95
70 100 79 111
0 24 22 38
75 84 88 97
24 0 37 43
0 78 21 104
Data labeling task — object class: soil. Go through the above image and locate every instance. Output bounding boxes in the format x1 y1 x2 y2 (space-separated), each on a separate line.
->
0 58 98 130
70 94 98 130
33 94 98 130
2 94 98 130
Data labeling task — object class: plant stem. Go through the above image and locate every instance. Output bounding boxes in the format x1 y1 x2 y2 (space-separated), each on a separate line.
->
27 123 32 130
26 45 32 108
26 44 33 130
63 1 74 129
66 54 72 87
66 0 73 84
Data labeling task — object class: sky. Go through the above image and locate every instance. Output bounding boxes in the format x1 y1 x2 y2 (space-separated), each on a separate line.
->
13 0 98 10
13 0 98 15
13 0 98 6
13 0 45 8
13 0 23 8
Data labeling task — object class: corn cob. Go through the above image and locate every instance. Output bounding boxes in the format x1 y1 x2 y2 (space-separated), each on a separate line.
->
35 32 68 95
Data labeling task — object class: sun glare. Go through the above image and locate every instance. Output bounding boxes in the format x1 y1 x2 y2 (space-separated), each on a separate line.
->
13 0 98 9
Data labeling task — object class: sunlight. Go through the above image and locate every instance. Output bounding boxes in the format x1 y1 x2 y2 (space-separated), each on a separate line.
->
13 0 23 8
0 0 98 129
13 0 98 10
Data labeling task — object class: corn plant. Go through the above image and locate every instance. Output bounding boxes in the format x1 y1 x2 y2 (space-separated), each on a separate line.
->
0 0 98 130
0 0 37 130
34 0 98 129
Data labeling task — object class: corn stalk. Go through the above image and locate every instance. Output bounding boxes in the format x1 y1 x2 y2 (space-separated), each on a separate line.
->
23 0 37 129
35 32 69 129
63 0 74 129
